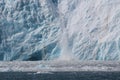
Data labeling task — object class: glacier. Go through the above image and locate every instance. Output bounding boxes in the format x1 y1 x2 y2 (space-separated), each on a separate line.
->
0 0 120 61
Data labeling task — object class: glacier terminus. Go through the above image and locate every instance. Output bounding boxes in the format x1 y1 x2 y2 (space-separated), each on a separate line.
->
0 0 120 61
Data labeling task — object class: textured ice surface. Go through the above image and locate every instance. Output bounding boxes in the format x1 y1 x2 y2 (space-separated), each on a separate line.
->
0 0 60 60
0 0 120 60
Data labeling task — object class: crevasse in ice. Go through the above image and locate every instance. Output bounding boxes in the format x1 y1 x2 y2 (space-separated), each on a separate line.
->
0 0 120 61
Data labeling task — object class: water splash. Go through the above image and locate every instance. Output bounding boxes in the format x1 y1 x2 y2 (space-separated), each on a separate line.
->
58 30 74 61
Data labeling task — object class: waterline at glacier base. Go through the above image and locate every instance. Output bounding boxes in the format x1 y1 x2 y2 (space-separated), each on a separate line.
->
0 61 120 80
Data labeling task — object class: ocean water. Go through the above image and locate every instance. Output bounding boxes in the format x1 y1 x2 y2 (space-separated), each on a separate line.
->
0 71 120 80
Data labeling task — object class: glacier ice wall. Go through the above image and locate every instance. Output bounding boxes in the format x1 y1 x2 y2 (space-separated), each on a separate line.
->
0 0 60 60
0 0 120 61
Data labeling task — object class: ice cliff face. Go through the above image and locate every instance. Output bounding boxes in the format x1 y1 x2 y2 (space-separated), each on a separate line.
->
0 0 60 60
0 0 120 61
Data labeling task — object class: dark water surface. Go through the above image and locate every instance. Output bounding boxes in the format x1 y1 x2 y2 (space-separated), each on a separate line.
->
0 71 120 80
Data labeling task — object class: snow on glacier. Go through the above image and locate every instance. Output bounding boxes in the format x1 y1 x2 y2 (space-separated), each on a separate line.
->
0 0 120 61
